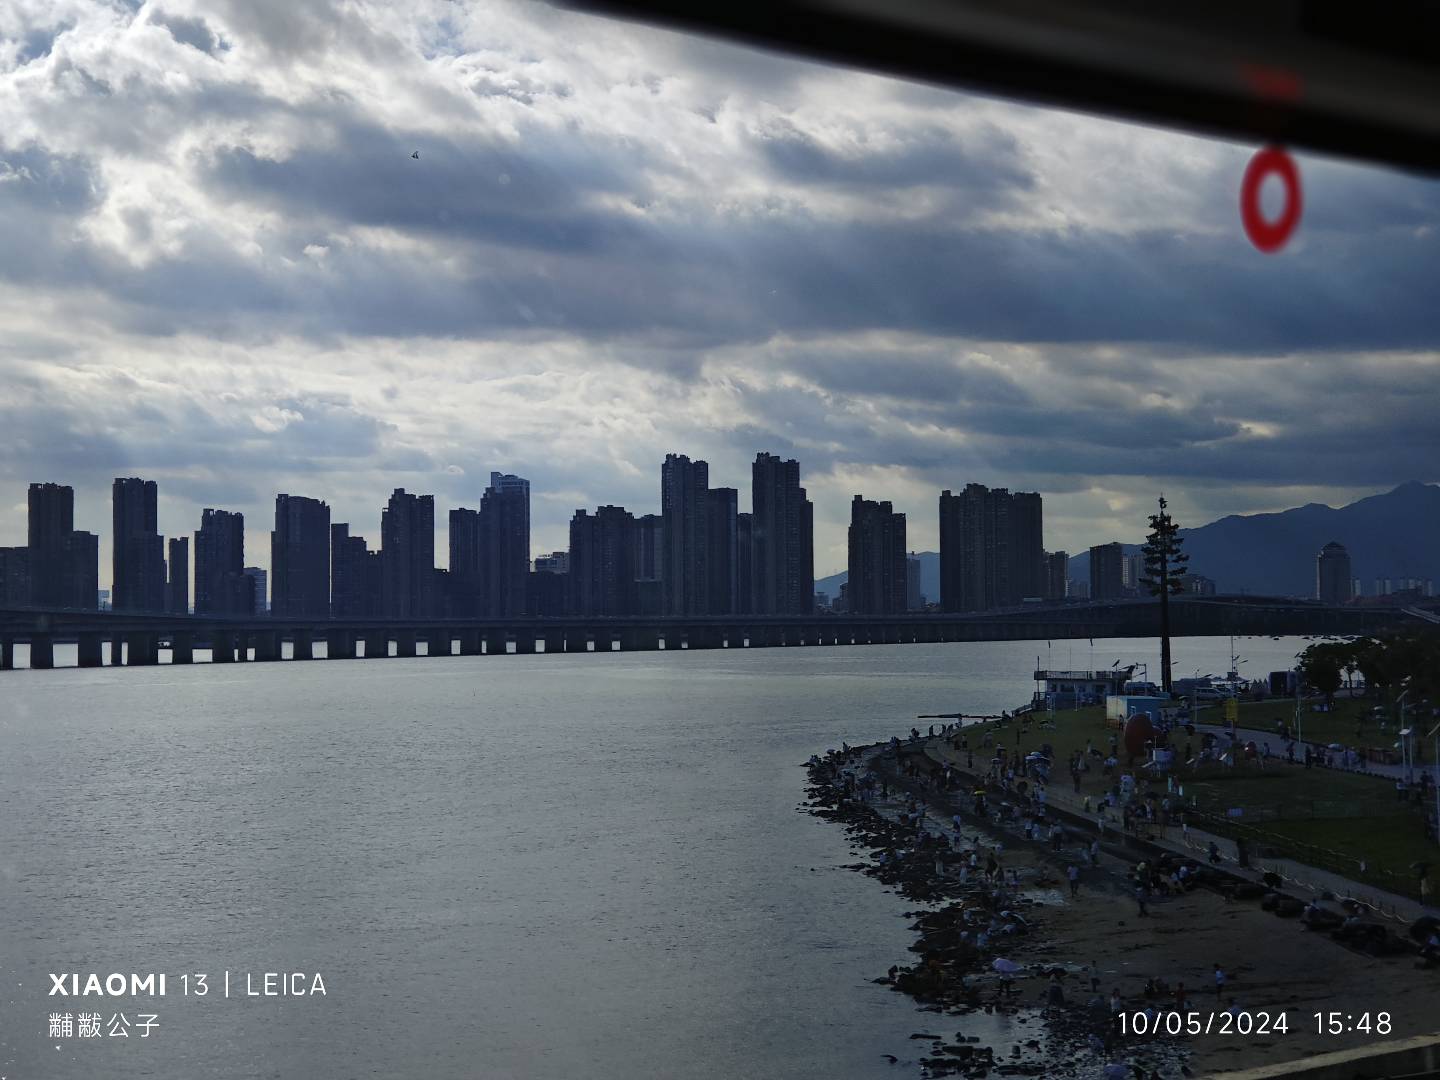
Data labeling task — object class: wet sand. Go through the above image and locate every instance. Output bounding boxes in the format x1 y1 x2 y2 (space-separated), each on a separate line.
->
805 734 1440 1078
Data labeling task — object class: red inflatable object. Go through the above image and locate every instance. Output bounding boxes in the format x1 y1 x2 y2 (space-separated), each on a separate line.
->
1123 713 1155 759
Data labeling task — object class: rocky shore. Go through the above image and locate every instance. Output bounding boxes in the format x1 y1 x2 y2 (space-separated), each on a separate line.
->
803 725 1440 1079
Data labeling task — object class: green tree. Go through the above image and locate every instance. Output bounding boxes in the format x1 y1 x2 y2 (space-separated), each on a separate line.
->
1298 642 1345 708
1140 495 1189 695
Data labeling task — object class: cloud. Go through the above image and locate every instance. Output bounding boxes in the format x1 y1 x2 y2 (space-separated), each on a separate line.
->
0 0 1435 583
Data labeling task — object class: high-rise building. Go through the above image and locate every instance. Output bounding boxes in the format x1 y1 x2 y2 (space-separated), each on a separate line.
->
1121 551 1145 595
534 551 570 574
1178 572 1217 596
447 507 483 616
0 546 31 606
751 453 813 615
634 515 662 583
243 566 267 614
167 536 189 614
381 489 435 617
330 523 380 617
661 454 709 615
194 509 251 614
1043 550 1069 600
481 473 530 617
736 512 755 614
1089 542 1125 601
112 477 166 612
939 484 1044 612
706 486 739 615
25 483 97 609
568 505 637 616
847 495 906 615
530 551 569 616
271 494 331 618
906 553 923 611
1316 541 1352 605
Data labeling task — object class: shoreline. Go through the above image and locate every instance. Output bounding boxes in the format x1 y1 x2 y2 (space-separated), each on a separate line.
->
804 720 1440 1078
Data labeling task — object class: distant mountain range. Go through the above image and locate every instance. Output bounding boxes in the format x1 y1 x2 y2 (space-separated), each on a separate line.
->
815 482 1440 600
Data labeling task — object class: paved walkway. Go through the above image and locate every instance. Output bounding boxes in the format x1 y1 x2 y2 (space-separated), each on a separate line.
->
1192 723 1415 782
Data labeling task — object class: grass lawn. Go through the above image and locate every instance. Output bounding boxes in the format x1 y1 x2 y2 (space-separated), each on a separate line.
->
1227 694 1427 763
955 704 1437 895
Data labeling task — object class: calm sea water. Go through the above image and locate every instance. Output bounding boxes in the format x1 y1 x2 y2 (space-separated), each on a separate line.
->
0 635 1315 1079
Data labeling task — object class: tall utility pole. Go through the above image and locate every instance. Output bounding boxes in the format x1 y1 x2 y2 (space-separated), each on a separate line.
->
1141 495 1189 696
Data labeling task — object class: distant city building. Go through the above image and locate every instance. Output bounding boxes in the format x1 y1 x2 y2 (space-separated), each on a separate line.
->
1178 572 1217 596
735 512 755 614
1316 541 1352 604
534 551 569 574
906 553 923 611
1121 551 1145 596
661 454 710 615
751 453 813 615
381 488 436 617
847 495 907 615
97 587 110 610
27 482 98 609
1068 578 1091 600
272 494 331 618
447 507 483 616
0 546 31 606
938 483 1043 612
814 590 830 611
167 536 189 614
1089 542 1125 601
1044 550 1069 600
568 505 637 616
633 514 662 583
482 473 530 617
706 486 739 614
243 566 268 614
194 508 251 615
330 523 380 618
112 477 166 612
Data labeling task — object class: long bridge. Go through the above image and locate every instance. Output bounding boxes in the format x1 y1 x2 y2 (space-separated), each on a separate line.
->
0 597 1426 670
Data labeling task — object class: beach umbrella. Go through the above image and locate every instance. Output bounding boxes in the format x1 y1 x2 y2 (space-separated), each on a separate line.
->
991 958 1022 974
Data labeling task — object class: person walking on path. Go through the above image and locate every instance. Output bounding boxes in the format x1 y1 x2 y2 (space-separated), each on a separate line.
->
1135 884 1150 917
1068 864 1081 897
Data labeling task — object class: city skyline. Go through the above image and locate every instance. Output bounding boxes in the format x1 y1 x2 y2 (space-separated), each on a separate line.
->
2 3 1439 593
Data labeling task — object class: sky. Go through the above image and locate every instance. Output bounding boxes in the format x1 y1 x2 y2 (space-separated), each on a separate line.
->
1 0 1438 585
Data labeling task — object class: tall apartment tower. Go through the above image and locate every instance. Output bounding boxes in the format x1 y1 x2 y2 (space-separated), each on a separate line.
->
706 487 739 615
448 507 483 616
167 536 189 613
481 473 530 617
271 494 331 618
568 505 637 617
751 453 813 615
381 488 435 617
1043 550 1069 600
1316 541 1352 605
939 484 1044 612
661 454 710 615
1089 542 1126 601
194 509 251 614
847 495 907 615
112 477 166 612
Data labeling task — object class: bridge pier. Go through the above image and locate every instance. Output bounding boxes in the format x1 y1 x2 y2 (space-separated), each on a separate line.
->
0 637 12 670
395 629 417 658
109 635 123 665
326 629 355 659
541 629 563 654
514 631 536 654
125 632 159 665
210 630 234 662
687 627 718 649
293 630 314 660
424 630 450 657
171 631 194 664
484 630 507 656
77 632 103 667
458 629 482 656
30 633 54 669
363 631 388 659
564 629 588 653
253 631 281 662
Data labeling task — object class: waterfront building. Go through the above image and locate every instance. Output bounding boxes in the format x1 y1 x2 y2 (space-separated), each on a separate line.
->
534 551 569 574
1089 542 1125 601
661 454 709 615
272 494 331 618
906 553 923 611
112 477 166 612
706 486 739 615
847 495 906 615
1316 541 1352 604
381 489 435 617
482 473 530 617
939 483 1044 612
1044 550 1069 600
568 505 637 616
751 453 813 615
243 567 267 613
1178 572 1217 596
167 536 189 613
0 546 31 606
194 509 251 614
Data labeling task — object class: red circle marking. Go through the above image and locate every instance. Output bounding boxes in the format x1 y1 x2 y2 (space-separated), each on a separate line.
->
1241 146 1302 253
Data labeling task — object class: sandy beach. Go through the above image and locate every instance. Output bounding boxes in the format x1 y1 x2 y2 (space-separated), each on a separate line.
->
805 729 1440 1078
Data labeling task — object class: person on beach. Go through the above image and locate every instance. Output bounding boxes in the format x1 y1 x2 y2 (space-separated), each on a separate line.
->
1067 864 1080 897
1135 884 1150 917
1109 988 1122 1014
1213 965 1226 996
1090 840 1100 867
